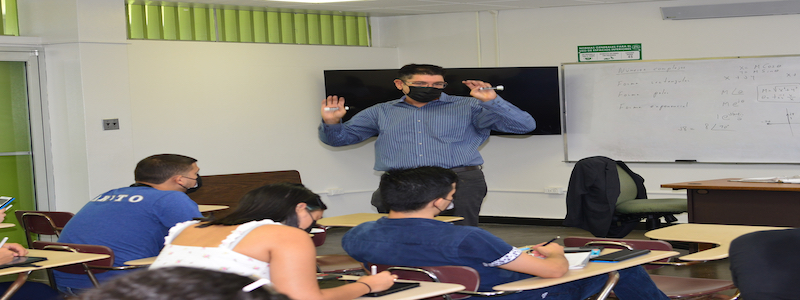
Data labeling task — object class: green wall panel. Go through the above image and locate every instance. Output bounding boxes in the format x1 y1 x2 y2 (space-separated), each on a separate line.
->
124 2 368 46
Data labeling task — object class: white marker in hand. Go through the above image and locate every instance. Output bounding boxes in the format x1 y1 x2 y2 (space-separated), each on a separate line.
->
324 106 350 111
478 85 504 91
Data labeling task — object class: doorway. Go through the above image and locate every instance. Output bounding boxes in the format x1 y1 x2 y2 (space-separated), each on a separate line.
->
0 48 50 246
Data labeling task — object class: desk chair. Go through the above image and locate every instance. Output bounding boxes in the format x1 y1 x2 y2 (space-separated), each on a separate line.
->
372 264 518 300
15 211 74 247
311 226 364 274
31 241 147 288
564 236 738 299
564 156 687 238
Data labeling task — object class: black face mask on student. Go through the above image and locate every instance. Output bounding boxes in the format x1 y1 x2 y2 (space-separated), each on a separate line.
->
304 209 317 233
406 86 444 103
183 176 203 194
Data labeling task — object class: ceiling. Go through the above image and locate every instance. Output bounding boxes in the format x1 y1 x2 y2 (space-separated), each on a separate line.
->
133 0 681 17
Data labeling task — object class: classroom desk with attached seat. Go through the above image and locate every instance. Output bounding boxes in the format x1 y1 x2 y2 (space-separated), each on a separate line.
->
318 213 463 228
645 223 786 261
662 178 800 227
0 249 109 300
492 249 679 300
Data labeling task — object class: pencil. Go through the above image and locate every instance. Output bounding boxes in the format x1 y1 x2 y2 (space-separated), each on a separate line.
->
541 236 560 247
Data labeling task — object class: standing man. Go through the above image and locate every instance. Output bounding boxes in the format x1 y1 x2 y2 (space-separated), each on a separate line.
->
319 64 535 226
55 154 204 295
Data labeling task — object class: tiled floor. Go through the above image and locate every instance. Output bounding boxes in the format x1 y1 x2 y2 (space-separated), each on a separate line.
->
317 222 736 295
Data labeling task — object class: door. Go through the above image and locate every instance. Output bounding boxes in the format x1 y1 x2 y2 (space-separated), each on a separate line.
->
0 48 50 246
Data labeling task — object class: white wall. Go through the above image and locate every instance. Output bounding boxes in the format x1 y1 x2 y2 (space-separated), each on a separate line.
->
371 0 800 220
126 41 398 217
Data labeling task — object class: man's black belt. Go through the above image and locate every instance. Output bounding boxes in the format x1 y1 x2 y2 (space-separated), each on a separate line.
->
450 165 482 173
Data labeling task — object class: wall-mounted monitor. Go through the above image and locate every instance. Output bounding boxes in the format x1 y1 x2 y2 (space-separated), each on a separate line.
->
323 66 561 135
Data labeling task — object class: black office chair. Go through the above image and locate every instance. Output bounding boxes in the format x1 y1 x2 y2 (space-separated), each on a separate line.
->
564 156 687 238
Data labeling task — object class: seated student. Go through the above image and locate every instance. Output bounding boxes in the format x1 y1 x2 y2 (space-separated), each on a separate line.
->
729 228 800 300
78 267 289 300
55 154 204 295
149 183 397 300
342 167 670 300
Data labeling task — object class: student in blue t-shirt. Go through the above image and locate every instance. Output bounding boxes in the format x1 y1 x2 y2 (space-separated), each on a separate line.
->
343 166 670 300
55 154 204 296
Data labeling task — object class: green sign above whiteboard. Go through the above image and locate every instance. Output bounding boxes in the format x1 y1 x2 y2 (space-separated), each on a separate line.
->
578 44 641 62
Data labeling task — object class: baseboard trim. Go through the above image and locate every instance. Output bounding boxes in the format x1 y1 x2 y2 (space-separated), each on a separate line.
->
478 216 567 226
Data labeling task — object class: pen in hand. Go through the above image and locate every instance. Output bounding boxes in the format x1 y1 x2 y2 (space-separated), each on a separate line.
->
541 236 560 247
0 237 8 249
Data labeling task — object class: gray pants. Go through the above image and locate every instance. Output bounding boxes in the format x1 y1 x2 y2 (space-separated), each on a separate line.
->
371 169 487 226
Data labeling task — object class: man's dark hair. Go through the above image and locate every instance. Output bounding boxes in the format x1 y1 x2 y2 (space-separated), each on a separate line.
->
134 154 197 184
380 166 458 212
78 267 289 300
201 183 326 228
397 64 445 81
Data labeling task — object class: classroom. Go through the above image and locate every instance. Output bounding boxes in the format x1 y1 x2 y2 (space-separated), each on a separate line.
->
3 0 797 221
0 0 798 298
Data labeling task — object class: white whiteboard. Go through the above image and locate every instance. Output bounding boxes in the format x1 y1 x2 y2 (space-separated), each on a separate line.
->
564 55 800 163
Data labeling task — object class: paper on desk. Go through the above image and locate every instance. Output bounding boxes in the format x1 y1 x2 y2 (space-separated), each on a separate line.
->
564 252 592 269
731 176 800 183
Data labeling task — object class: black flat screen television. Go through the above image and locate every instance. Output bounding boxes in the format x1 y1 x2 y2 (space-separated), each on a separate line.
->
323 67 561 135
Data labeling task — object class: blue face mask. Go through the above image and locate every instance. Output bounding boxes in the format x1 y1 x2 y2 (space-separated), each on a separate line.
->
406 86 443 102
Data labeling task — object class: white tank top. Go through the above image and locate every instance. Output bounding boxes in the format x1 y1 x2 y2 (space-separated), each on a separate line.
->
149 219 280 279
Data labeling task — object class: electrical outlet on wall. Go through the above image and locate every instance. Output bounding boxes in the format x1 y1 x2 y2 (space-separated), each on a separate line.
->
103 119 120 130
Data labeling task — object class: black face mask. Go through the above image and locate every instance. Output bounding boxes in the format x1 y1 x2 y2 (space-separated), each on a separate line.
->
406 86 444 103
303 209 317 233
184 175 203 194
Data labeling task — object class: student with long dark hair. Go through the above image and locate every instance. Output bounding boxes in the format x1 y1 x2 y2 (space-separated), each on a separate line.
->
149 183 396 300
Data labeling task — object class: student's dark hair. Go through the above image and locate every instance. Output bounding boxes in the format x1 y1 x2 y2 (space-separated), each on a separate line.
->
134 154 197 184
380 166 458 212
200 183 326 228
397 64 445 81
78 267 289 300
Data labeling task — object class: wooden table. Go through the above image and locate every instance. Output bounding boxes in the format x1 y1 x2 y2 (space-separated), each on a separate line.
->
492 249 678 297
318 213 463 227
337 275 465 300
662 178 800 226
0 249 109 300
645 223 786 261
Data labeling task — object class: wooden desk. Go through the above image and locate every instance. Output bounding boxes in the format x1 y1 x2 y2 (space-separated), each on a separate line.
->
198 205 229 213
318 213 464 227
0 249 109 300
662 178 800 227
645 223 786 261
338 275 465 300
125 256 156 266
492 249 678 292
